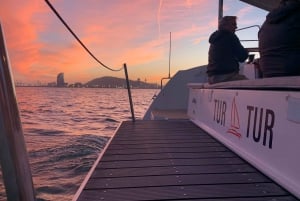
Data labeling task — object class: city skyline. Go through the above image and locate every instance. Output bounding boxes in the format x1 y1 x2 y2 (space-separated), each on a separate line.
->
15 72 159 88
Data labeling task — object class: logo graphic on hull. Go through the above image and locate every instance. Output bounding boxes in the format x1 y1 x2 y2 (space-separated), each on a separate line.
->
227 97 242 138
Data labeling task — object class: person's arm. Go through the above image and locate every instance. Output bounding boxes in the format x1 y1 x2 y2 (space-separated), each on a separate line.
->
232 34 248 62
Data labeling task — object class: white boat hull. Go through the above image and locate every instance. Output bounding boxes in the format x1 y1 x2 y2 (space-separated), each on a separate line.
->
188 83 300 198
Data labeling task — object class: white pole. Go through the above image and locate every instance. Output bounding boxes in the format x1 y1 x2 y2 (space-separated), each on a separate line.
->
0 23 36 201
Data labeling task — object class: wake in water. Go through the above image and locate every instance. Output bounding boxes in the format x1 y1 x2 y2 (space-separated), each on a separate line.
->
30 134 109 201
0 134 109 201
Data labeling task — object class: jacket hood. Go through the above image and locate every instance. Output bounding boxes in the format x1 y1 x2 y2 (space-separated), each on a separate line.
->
266 2 300 23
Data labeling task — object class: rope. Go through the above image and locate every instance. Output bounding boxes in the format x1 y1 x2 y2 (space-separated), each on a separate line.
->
44 0 123 72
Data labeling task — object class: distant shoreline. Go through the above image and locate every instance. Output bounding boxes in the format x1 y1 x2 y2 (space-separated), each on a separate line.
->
15 85 160 89
15 76 161 89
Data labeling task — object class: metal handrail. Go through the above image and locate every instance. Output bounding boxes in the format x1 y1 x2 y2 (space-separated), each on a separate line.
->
236 25 261 32
123 64 135 122
160 77 172 89
0 23 36 201
236 25 261 43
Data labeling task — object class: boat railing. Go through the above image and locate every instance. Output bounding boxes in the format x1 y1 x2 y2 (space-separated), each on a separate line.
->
0 23 36 201
123 63 135 122
160 76 172 89
236 24 260 33
236 25 260 50
235 25 261 78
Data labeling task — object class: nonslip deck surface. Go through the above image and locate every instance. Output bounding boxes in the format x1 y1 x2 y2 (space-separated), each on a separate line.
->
76 120 297 201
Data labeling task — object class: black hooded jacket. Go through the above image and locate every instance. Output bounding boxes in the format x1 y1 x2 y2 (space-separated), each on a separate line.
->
258 1 300 77
207 30 248 77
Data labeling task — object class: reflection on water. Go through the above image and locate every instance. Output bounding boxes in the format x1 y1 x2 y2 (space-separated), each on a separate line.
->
0 87 158 201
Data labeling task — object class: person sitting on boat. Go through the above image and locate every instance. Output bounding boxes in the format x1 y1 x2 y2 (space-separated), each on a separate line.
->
207 16 249 84
258 0 300 77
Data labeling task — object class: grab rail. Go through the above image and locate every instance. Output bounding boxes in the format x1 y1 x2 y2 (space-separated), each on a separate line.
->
236 25 260 32
123 64 135 122
161 77 172 89
236 25 260 43
0 23 36 201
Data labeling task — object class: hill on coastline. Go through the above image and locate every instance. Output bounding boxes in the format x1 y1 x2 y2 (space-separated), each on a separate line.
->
85 76 159 89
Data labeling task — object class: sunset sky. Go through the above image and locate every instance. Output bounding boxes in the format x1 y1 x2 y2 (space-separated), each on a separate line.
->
1 0 268 85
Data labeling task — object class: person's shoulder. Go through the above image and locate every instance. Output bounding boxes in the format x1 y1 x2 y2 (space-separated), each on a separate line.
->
209 30 218 37
223 31 238 40
216 31 238 43
215 30 233 39
209 30 222 42
267 2 300 23
220 30 234 36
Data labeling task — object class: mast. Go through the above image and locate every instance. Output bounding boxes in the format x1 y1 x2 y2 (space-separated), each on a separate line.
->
218 0 223 27
160 32 172 89
168 32 171 78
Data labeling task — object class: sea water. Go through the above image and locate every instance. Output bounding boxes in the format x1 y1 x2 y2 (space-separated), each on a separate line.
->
0 87 158 201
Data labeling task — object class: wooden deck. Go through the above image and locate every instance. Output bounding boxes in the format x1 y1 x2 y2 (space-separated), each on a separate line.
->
151 109 188 120
75 120 297 201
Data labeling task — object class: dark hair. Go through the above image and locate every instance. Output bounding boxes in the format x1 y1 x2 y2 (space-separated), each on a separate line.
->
218 16 237 30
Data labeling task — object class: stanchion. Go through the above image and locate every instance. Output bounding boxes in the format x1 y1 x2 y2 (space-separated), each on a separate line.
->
123 63 135 122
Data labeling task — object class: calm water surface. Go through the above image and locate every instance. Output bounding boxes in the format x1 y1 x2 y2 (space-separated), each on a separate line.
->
0 87 158 201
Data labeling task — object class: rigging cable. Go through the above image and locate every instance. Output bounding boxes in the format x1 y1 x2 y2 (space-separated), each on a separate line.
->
44 0 123 72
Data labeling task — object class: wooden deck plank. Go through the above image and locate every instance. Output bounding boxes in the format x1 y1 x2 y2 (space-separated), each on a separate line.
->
78 183 289 201
108 142 223 149
85 172 270 189
151 109 188 120
76 120 298 201
101 151 236 161
90 164 257 178
110 138 216 144
97 157 245 169
103 146 229 155
188 197 297 201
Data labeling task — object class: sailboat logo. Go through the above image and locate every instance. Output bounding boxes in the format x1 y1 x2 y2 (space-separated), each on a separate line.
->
227 97 242 138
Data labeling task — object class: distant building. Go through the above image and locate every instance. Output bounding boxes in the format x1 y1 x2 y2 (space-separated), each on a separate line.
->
74 82 83 88
57 73 66 87
69 82 83 88
48 82 57 87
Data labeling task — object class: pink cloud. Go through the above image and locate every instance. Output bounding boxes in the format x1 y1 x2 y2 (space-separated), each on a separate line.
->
1 0 50 82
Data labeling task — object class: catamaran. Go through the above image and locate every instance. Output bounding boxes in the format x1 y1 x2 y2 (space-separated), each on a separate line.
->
1 0 299 200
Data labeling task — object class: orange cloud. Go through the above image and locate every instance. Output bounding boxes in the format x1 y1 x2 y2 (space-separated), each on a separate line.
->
1 1 49 82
